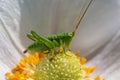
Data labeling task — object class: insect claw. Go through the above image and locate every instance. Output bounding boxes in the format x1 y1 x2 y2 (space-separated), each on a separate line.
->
59 46 64 52
43 50 49 54
23 49 28 53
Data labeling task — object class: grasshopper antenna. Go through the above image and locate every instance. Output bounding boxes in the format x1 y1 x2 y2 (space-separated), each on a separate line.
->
73 0 94 34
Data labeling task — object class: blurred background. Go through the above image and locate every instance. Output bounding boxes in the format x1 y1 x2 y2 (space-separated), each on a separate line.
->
0 0 120 80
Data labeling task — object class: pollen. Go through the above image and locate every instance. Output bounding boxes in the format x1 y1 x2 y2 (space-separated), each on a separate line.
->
5 52 104 80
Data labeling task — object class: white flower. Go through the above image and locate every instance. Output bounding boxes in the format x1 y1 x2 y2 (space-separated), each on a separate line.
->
0 0 120 80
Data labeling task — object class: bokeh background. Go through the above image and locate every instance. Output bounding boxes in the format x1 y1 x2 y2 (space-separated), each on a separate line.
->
0 0 120 80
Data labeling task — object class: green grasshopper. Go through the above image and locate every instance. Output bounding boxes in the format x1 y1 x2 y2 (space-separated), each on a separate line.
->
24 31 74 53
24 0 94 53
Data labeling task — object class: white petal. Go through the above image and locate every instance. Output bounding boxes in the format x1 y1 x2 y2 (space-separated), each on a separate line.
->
0 0 22 79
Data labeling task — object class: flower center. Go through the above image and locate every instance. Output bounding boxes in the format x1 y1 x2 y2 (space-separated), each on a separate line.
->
5 52 103 80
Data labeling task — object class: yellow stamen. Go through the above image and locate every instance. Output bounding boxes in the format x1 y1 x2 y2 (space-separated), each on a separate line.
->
83 66 96 75
80 57 87 64
5 52 45 80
